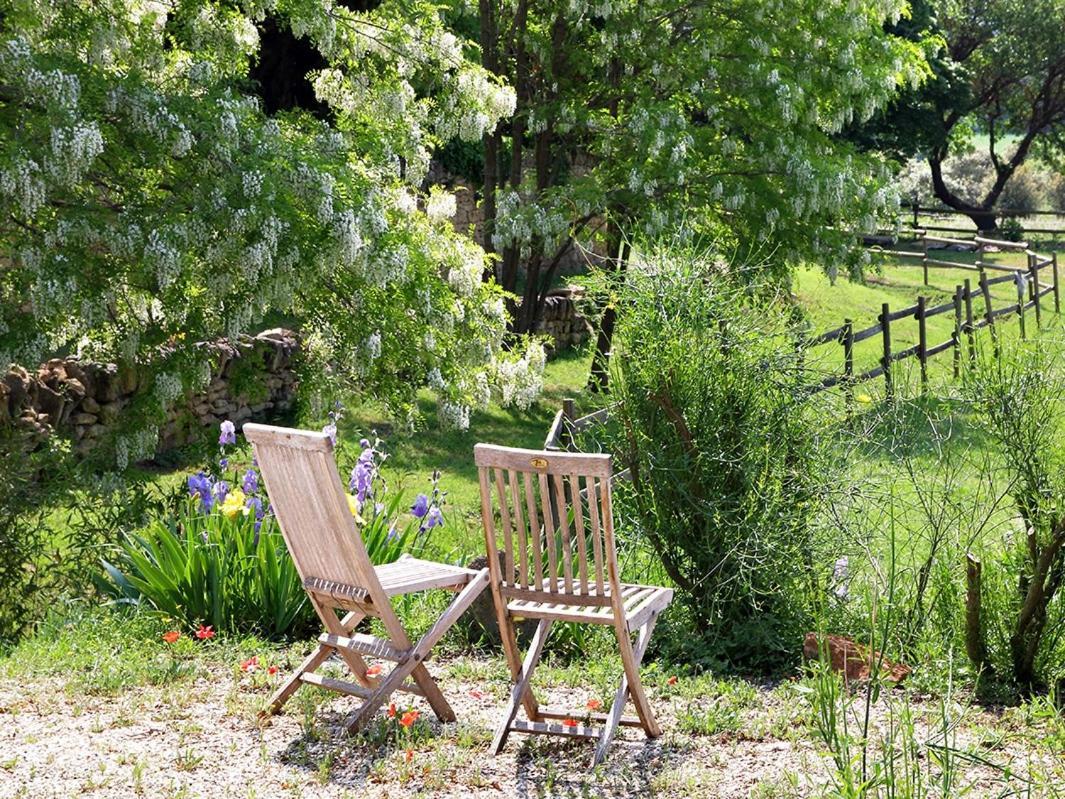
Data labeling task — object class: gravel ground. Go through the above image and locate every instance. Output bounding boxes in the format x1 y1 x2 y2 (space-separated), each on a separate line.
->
0 656 1058 799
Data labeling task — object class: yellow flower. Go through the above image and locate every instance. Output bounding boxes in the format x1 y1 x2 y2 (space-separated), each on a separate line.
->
346 494 366 526
856 393 873 404
220 488 247 519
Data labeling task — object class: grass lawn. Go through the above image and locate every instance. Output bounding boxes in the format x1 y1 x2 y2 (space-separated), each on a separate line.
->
333 345 598 562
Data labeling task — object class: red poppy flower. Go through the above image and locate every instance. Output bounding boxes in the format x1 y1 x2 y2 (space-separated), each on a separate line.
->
267 665 278 676
561 718 578 728
399 710 420 728
405 748 413 764
366 664 383 677
162 631 181 644
388 703 397 718
240 656 258 673
586 699 602 711
195 624 215 640
667 675 678 686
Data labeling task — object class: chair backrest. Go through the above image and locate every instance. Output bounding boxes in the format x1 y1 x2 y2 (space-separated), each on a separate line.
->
243 423 383 603
474 443 621 604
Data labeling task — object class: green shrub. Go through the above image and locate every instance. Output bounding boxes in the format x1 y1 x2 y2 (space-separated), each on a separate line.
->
0 427 165 644
962 341 1065 692
595 249 830 668
998 216 1025 242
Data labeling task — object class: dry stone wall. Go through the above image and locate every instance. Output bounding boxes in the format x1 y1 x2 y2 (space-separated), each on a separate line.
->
1 328 299 458
534 286 593 350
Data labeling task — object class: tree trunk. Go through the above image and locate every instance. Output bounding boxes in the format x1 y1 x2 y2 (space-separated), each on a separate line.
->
587 236 629 392
479 0 499 275
929 153 1000 233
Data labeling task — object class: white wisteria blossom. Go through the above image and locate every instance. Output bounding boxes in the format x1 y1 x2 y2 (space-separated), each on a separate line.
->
0 0 538 458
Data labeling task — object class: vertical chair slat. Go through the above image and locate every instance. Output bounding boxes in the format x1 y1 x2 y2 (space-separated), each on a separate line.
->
478 466 500 568
523 471 544 589
538 472 559 592
570 473 589 594
508 470 529 589
552 473 574 593
587 476 605 594
493 468 515 585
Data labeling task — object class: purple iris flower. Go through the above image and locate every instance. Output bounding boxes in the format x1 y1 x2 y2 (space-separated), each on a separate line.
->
219 420 236 446
242 468 259 495
349 447 375 503
219 457 228 470
387 523 399 541
410 493 429 518
322 422 337 446
213 480 229 504
245 495 264 519
424 506 444 530
187 471 214 513
359 438 370 448
187 471 208 497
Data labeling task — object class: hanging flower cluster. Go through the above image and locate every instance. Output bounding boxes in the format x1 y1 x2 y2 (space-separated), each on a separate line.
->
0 0 537 454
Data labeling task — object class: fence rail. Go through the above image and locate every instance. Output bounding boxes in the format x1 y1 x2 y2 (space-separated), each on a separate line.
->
899 205 1065 240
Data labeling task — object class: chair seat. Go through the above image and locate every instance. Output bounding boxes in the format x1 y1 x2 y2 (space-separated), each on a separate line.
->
303 556 480 606
505 580 673 629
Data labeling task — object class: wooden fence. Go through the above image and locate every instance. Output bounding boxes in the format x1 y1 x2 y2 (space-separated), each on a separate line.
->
544 233 1061 447
808 233 1060 398
900 204 1065 241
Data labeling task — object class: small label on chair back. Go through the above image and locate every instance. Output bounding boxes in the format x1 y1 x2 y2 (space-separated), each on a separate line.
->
530 457 548 470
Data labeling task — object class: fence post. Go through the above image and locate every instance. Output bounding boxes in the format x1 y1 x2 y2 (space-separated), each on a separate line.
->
917 296 928 392
979 269 999 358
843 318 854 406
1016 270 1027 341
561 397 576 450
953 285 963 379
880 302 892 400
965 554 988 671
1030 253 1042 330
967 274 975 362
921 233 929 286
1054 252 1061 314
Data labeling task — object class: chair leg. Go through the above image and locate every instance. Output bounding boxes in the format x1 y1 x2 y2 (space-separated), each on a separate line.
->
498 606 543 721
592 611 661 767
491 618 553 755
266 610 365 715
616 611 662 737
348 569 491 731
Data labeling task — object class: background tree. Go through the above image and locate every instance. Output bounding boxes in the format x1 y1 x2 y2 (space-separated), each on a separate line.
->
449 0 930 387
0 0 536 465
860 0 1065 232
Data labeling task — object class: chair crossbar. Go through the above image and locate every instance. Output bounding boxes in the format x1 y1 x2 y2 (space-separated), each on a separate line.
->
318 633 408 662
536 707 644 728
511 719 600 739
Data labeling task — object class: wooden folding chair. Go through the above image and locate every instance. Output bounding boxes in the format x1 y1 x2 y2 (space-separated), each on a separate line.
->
243 423 489 732
474 444 673 765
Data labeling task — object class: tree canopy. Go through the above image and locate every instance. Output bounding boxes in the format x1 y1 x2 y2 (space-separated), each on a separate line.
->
854 0 1065 230
455 0 930 324
0 0 540 455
